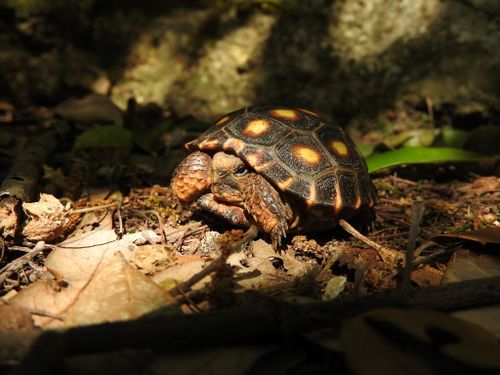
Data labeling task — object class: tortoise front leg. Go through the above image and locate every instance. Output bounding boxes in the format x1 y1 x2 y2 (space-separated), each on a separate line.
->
196 193 250 227
171 151 213 203
242 173 288 251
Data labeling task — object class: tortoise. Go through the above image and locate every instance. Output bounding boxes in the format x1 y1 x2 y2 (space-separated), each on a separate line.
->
171 105 377 250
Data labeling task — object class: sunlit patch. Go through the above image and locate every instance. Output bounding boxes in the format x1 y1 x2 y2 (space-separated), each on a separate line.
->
330 140 349 157
299 108 319 117
223 138 245 153
215 115 230 126
292 144 322 165
198 138 220 150
269 109 300 121
305 184 317 208
243 119 271 137
276 177 293 191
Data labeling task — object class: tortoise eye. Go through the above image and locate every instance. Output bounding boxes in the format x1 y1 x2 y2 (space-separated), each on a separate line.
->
234 165 249 177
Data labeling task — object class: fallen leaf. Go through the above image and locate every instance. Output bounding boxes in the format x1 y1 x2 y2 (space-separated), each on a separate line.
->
45 229 134 283
10 224 136 328
0 304 34 331
22 193 71 241
130 244 176 274
411 265 444 287
322 276 347 300
64 252 177 327
453 306 500 339
443 249 500 339
341 308 500 374
443 249 500 283
431 227 500 245
152 259 208 290
55 94 123 125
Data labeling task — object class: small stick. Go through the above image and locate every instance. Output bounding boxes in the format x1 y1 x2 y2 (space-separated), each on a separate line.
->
146 210 165 244
339 219 402 264
0 242 52 284
169 226 258 297
72 202 119 214
401 200 425 292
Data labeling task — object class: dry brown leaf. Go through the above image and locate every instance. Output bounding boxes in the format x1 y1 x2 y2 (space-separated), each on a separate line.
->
411 265 444 287
152 259 208 290
443 249 500 283
45 229 134 283
432 227 500 245
340 308 500 374
0 196 20 238
22 193 71 242
0 304 35 331
55 94 123 125
453 307 500 339
0 331 42 363
130 244 176 274
64 252 177 327
9 227 136 327
443 249 500 339
322 276 347 301
234 240 313 292
9 280 78 328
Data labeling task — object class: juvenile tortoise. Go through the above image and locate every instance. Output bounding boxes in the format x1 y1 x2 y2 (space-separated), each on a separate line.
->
171 106 377 250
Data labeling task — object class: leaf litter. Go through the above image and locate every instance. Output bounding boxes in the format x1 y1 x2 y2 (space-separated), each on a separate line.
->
0 99 499 372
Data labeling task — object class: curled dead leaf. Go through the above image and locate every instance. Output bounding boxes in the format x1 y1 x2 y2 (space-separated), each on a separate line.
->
22 193 71 242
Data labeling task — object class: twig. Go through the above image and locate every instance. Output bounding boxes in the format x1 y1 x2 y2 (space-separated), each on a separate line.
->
146 210 165 244
72 202 119 214
169 226 258 297
338 219 402 264
402 200 425 291
0 242 52 284
0 122 70 201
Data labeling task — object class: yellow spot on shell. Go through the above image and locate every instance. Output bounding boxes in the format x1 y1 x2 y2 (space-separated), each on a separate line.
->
276 177 293 191
331 140 349 157
223 138 245 153
215 115 230 126
269 109 300 121
293 145 322 165
243 119 271 137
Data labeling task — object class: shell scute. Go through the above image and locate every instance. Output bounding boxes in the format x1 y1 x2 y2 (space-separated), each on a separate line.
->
275 133 331 176
225 113 289 147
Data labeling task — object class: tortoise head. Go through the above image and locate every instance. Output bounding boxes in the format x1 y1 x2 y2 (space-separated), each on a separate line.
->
211 152 250 204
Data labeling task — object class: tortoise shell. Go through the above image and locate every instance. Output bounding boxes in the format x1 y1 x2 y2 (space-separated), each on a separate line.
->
185 105 377 230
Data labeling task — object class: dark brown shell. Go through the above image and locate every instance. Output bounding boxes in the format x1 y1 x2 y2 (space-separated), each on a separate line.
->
185 106 377 230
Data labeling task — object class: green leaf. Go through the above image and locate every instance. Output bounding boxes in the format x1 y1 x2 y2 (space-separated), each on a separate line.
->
366 147 487 173
74 125 132 149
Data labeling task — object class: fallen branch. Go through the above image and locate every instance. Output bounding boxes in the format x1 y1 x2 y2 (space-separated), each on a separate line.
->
6 274 500 370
